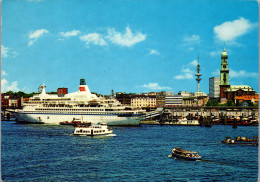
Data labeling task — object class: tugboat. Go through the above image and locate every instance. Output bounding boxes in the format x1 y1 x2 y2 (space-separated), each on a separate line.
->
172 147 202 160
74 123 114 136
222 136 258 145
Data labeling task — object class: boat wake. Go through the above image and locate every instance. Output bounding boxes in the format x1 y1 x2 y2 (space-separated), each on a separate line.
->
168 155 202 161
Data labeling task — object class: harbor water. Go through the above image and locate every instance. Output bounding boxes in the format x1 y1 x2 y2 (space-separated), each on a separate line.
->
2 120 258 181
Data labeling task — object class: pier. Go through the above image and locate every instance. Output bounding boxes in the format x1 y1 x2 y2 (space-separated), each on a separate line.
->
142 106 258 125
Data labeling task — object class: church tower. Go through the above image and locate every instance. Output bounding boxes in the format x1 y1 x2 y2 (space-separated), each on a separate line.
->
219 48 230 99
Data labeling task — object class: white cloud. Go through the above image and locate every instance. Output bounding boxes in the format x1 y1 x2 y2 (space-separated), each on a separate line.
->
28 29 49 46
183 35 200 44
149 49 160 55
107 26 146 47
1 45 18 58
80 33 107 48
214 17 257 41
209 50 221 57
174 72 194 80
230 68 258 78
189 60 198 66
181 35 200 51
212 68 258 78
2 70 7 76
59 30 80 37
1 79 20 92
174 60 198 80
1 45 9 57
142 83 171 90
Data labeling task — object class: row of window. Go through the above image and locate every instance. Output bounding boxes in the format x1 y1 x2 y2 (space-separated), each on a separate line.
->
76 130 105 133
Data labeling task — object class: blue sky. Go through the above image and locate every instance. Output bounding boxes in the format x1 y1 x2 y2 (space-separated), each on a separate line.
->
1 0 259 95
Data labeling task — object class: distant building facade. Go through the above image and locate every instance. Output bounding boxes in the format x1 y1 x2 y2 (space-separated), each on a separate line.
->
131 94 156 109
165 92 183 107
116 92 132 106
234 94 259 106
57 88 68 95
1 93 9 108
209 77 220 99
156 91 166 106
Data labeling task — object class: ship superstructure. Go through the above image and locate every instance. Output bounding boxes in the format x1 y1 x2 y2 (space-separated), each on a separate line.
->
11 79 145 125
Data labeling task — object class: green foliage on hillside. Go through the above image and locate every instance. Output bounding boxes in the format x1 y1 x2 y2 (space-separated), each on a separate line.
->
4 91 56 98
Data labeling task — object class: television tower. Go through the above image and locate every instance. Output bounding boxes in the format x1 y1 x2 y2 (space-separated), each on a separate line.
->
195 56 202 92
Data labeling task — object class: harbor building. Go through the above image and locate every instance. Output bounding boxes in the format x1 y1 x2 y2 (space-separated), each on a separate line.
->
131 94 156 110
165 92 183 107
57 88 68 96
116 92 132 106
234 94 259 106
1 93 9 108
209 77 220 99
156 91 166 107
178 91 194 106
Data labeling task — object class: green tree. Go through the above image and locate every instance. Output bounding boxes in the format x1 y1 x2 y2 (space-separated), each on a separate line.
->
206 99 219 106
227 101 235 106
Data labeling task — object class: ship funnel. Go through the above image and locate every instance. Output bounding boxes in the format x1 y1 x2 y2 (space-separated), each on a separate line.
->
79 79 91 94
80 79 86 85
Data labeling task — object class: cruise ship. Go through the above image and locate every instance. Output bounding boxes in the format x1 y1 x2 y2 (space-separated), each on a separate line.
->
11 79 145 125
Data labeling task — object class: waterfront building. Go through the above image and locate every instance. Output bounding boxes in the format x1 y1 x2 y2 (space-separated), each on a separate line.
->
209 77 220 99
1 93 9 108
131 94 156 109
9 97 21 108
234 94 259 106
178 91 192 97
156 91 166 107
116 92 132 106
178 91 194 106
224 85 256 102
57 88 68 95
165 93 183 107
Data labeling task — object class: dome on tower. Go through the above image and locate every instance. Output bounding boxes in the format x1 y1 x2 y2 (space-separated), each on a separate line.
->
221 48 227 57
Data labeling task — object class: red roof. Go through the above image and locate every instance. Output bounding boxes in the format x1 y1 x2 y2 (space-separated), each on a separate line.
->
234 95 259 102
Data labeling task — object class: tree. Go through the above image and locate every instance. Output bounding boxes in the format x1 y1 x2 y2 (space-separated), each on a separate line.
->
227 101 235 106
206 99 219 106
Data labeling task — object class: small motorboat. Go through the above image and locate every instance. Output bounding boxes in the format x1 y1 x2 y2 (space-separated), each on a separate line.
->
74 123 113 136
222 136 258 145
172 147 202 160
60 118 89 126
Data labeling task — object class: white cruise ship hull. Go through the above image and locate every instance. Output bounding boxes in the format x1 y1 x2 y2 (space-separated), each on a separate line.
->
12 112 142 126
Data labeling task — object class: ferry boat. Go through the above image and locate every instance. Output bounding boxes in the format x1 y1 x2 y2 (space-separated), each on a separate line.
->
172 147 202 160
10 79 145 125
74 123 113 136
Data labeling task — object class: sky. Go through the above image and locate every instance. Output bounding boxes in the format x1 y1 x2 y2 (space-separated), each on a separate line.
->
1 0 259 95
